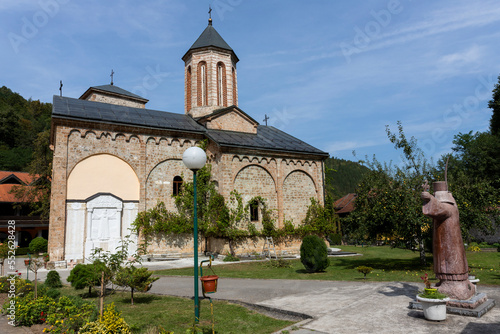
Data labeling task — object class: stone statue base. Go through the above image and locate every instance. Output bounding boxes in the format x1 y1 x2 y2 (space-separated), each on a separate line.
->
436 279 476 301
409 292 496 318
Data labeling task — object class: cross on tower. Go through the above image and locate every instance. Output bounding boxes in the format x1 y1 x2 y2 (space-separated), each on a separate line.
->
59 80 63 97
110 69 114 85
263 114 270 126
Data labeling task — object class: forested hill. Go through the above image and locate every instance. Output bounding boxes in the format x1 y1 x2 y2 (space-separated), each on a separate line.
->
0 86 52 171
324 157 370 199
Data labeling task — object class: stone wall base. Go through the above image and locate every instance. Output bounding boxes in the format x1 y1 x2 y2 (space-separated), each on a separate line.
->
145 234 303 257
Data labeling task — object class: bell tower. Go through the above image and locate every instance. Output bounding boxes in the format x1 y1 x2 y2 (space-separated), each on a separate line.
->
182 17 239 118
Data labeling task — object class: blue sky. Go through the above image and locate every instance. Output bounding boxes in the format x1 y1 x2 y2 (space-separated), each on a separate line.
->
1 0 499 165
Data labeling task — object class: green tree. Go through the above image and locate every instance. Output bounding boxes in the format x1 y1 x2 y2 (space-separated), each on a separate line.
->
489 74 500 136
67 263 101 296
301 195 340 236
28 237 48 254
346 122 435 265
113 266 159 305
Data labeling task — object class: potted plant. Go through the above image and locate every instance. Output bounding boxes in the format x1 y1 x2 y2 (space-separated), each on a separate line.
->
417 273 449 321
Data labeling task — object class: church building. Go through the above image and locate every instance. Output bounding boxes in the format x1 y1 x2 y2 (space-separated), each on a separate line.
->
48 18 328 263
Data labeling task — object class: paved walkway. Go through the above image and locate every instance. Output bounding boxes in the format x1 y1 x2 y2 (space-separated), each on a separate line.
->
1 256 499 333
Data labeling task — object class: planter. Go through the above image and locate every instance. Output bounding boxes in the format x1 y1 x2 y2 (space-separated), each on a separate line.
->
424 288 437 294
200 275 219 294
24 259 31 266
416 295 450 321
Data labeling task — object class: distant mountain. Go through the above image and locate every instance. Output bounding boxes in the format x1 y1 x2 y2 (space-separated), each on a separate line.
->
324 157 370 199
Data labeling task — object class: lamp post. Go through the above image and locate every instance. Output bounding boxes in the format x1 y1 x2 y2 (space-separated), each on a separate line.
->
182 146 207 323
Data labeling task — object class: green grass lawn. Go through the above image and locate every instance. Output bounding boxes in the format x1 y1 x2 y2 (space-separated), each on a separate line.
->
154 246 500 286
57 286 293 334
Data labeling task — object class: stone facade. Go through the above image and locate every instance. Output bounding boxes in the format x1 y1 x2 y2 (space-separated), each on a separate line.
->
48 21 328 262
84 93 146 108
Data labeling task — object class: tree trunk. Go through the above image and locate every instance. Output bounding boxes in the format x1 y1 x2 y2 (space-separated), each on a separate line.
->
34 267 38 299
228 239 235 256
131 288 134 305
100 271 104 318
88 285 92 297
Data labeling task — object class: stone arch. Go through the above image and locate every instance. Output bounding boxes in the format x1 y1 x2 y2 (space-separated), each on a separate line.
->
233 165 278 228
67 154 140 201
283 170 317 226
145 159 190 210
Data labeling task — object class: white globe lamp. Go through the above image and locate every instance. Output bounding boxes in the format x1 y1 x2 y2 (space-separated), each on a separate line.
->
182 146 207 171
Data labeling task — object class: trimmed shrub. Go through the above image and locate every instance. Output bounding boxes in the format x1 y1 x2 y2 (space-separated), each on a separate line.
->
14 295 56 326
45 295 98 333
79 303 131 334
300 235 330 273
45 288 61 300
29 237 48 254
45 270 63 288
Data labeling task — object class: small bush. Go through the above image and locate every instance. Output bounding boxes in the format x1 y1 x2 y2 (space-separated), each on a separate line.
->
300 235 330 273
45 270 63 288
45 295 98 333
223 253 240 262
45 288 61 300
14 295 56 326
467 244 481 252
29 237 48 254
266 258 292 268
79 303 131 334
356 266 373 280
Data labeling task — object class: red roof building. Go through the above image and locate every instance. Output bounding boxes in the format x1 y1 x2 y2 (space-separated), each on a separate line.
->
0 171 49 247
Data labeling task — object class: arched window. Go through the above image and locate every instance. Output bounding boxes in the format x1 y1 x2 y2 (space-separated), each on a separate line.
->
249 199 259 222
232 67 237 106
197 62 207 106
186 66 192 111
173 176 183 196
217 62 227 106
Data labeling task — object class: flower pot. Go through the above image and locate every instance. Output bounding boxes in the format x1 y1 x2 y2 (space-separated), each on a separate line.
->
24 259 31 266
416 295 450 321
200 275 219 294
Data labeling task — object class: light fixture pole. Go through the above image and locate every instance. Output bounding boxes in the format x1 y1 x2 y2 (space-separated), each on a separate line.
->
182 146 207 323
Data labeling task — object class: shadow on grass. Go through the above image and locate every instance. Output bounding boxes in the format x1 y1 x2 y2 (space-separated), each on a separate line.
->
118 294 159 304
332 255 433 271
295 269 328 274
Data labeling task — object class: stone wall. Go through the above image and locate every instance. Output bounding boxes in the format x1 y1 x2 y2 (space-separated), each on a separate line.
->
146 233 303 257
206 110 257 133
85 92 146 108
49 120 325 261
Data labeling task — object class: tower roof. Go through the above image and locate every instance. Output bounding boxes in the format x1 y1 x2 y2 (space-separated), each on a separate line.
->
183 21 238 62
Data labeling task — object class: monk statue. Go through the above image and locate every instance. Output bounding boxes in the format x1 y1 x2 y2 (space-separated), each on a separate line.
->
421 181 475 300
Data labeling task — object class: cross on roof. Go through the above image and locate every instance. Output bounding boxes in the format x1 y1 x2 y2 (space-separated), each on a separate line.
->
263 114 270 126
110 69 114 85
59 80 63 97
